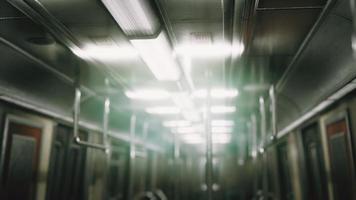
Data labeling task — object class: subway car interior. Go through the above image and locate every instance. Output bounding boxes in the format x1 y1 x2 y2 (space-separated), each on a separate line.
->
1 0 356 199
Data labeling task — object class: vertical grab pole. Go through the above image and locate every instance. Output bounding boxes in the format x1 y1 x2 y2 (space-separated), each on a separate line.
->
174 133 180 200
127 115 136 200
269 85 277 140
205 71 213 200
73 87 81 142
259 97 266 149
352 0 356 56
259 96 268 196
103 97 110 152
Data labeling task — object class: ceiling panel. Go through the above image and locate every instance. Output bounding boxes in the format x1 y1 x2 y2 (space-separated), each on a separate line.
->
250 9 321 56
164 0 222 21
277 10 355 130
258 0 326 8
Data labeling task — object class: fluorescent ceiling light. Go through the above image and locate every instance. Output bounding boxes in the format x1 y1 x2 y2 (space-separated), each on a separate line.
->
211 88 239 98
125 89 170 100
175 42 244 58
212 133 231 143
181 134 204 144
182 110 201 122
83 44 137 61
211 120 234 126
131 32 181 81
180 133 231 144
193 88 238 99
212 127 233 133
211 106 236 114
71 43 138 61
172 93 194 109
146 106 180 114
163 120 191 127
175 126 202 134
101 0 160 36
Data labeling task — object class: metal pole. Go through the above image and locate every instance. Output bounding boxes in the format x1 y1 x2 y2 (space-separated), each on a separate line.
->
351 0 356 56
127 115 136 200
259 96 268 196
142 122 149 191
174 134 180 200
269 86 277 140
205 72 213 200
259 96 266 149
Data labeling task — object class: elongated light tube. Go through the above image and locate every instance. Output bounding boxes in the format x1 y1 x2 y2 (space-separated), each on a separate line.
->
125 89 170 100
211 106 236 114
163 120 191 127
101 0 160 36
211 120 234 126
146 106 180 114
131 32 181 81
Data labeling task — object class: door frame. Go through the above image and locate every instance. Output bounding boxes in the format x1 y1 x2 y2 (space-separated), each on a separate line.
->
323 109 356 199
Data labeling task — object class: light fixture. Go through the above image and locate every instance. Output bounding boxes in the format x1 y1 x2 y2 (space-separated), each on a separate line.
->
193 88 238 99
212 127 233 133
172 93 194 109
180 133 231 144
182 110 201 122
101 0 160 36
146 106 180 114
125 89 170 100
211 120 234 126
175 126 202 134
131 32 181 81
212 133 231 144
211 88 239 98
163 120 191 127
211 106 236 114
181 134 204 144
70 42 138 61
174 42 244 58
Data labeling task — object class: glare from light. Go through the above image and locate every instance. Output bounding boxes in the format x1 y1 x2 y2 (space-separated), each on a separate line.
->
175 42 244 58
211 106 236 114
131 32 181 81
175 126 202 134
125 89 170 100
163 120 191 127
259 148 265 154
146 106 180 114
193 88 238 99
181 134 203 143
70 46 90 59
211 88 238 98
101 0 160 36
180 133 231 144
172 93 194 109
71 44 138 61
212 127 233 133
182 110 201 122
232 42 245 57
211 120 234 126
212 133 232 144
252 151 257 158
